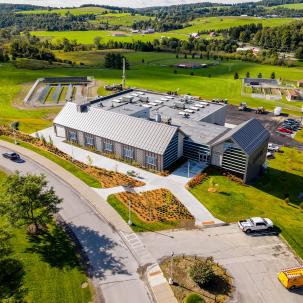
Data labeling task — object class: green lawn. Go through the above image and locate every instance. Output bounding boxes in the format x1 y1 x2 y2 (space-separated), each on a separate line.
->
0 171 92 303
272 3 303 9
190 147 303 259
174 16 298 34
1 56 303 134
107 195 181 232
19 6 108 16
0 136 101 188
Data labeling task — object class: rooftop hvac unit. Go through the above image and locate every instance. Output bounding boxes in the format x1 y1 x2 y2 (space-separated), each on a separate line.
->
184 109 195 113
148 102 158 106
195 103 205 108
162 116 172 124
155 113 161 122
174 101 185 109
142 104 152 108
137 92 145 95
160 98 169 101
140 96 149 103
113 99 123 103
154 100 164 104
200 101 209 106
122 96 133 102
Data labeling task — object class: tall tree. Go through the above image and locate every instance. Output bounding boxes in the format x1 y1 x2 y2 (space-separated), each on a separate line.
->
0 173 62 234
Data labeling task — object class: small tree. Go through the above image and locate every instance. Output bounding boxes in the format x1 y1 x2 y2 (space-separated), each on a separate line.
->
184 53 187 59
271 72 275 79
87 155 93 166
234 72 239 80
0 224 11 259
258 72 262 78
189 260 215 287
246 71 250 78
1 173 62 234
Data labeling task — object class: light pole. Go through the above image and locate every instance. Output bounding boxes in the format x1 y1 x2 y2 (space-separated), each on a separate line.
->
168 251 174 285
187 160 190 178
128 199 132 226
13 128 17 145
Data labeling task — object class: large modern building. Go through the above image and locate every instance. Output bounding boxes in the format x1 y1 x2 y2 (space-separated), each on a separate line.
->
53 89 270 182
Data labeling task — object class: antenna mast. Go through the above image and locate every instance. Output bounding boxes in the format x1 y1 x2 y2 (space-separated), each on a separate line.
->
122 58 126 89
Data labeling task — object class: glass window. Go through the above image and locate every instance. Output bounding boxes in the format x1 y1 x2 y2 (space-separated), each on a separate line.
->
104 142 113 152
124 148 133 159
68 130 77 141
146 155 156 166
85 134 94 147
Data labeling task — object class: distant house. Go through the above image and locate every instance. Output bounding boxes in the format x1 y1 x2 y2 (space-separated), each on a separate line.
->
190 33 200 39
297 80 303 88
112 32 127 37
142 28 155 34
286 89 303 101
175 63 208 69
131 29 139 34
236 46 260 55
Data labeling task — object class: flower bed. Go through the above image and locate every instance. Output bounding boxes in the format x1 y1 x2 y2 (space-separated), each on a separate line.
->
0 126 144 188
115 188 194 224
160 256 233 303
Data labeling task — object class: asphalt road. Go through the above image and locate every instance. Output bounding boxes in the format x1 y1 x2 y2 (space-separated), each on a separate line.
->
0 147 152 303
139 225 303 303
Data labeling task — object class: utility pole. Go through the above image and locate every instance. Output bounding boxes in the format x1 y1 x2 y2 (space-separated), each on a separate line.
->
122 58 126 89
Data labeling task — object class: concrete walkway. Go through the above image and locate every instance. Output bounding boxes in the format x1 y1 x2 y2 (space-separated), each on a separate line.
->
36 127 221 225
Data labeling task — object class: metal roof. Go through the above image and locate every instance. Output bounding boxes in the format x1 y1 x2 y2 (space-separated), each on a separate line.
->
212 118 270 156
54 102 178 155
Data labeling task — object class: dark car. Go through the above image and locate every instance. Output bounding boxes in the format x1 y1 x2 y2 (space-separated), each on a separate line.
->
2 152 21 161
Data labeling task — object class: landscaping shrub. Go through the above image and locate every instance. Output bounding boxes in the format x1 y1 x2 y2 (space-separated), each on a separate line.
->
187 173 207 188
189 260 215 287
184 293 204 303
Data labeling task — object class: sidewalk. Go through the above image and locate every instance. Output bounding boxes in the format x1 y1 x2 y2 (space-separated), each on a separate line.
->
36 127 222 225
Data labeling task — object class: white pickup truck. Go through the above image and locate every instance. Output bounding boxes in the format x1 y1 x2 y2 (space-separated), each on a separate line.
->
238 217 273 233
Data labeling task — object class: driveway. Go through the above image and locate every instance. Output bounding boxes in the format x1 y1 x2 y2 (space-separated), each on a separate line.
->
0 146 152 303
139 225 303 303
36 127 221 225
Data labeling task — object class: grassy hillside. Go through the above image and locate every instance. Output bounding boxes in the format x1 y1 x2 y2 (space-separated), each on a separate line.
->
19 6 108 15
0 171 92 303
1 53 303 132
272 3 303 9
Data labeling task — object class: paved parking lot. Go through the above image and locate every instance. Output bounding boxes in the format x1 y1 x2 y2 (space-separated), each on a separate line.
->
226 105 302 149
139 224 303 303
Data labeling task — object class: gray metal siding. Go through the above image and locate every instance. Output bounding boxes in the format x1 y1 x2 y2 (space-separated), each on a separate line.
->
163 133 179 169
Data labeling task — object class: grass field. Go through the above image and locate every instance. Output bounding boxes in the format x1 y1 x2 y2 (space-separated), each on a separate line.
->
174 16 298 34
0 171 92 303
190 147 303 259
19 6 108 16
1 53 303 133
31 16 299 45
272 3 303 9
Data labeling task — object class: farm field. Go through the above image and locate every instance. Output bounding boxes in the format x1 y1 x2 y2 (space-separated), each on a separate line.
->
1 52 303 132
31 16 299 44
174 16 298 34
272 3 303 9
189 147 303 259
0 171 92 303
19 6 109 15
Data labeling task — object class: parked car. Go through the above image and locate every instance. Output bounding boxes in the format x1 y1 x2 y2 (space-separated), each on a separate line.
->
2 152 21 161
238 217 274 233
266 151 275 159
268 143 279 152
277 128 293 134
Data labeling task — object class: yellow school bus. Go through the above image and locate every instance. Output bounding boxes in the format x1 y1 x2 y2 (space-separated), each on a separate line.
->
278 266 303 289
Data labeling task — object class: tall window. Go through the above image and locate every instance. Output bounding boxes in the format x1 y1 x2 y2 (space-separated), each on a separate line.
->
104 142 113 152
85 134 94 147
124 147 133 159
68 130 77 142
146 155 156 166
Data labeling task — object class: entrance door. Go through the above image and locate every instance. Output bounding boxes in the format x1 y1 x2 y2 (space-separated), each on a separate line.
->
198 153 208 163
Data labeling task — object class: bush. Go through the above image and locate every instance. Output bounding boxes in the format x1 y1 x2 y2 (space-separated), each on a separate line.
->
184 293 204 303
189 260 215 287
187 173 207 188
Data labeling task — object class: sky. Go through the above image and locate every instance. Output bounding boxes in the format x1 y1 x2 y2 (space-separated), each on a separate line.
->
0 0 259 9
